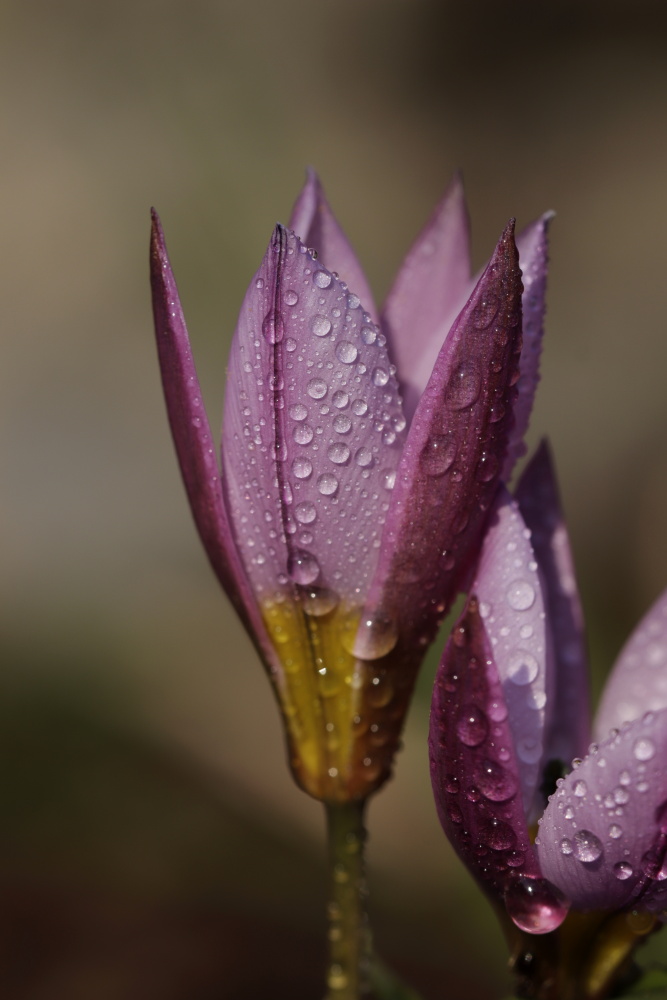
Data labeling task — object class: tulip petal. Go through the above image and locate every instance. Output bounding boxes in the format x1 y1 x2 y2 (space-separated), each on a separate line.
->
429 596 541 906
594 589 667 740
365 222 523 673
149 210 278 672
288 169 378 323
516 440 590 765
502 214 553 480
381 173 471 422
537 709 667 912
471 489 552 817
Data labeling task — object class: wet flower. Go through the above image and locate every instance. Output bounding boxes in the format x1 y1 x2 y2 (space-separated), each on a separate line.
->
151 171 550 803
429 441 667 997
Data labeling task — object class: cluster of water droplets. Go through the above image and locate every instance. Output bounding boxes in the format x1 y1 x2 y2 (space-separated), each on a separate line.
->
537 710 667 913
431 598 570 934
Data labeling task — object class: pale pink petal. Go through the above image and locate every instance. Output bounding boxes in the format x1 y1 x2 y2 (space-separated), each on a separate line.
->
516 441 590 765
594 589 667 740
288 169 378 323
381 174 471 422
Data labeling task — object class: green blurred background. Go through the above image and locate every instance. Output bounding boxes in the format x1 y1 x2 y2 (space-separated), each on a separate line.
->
3 1 667 996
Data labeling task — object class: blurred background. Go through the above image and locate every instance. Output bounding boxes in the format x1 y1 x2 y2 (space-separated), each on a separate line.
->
3 1 667 996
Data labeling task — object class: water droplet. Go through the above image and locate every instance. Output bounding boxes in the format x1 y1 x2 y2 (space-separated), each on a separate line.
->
447 361 481 409
332 390 349 409
336 340 358 364
355 447 373 468
372 367 389 387
481 819 516 851
293 424 314 445
609 824 623 839
352 399 368 416
613 861 633 880
333 414 352 434
382 470 396 490
317 473 339 495
313 270 332 289
456 705 489 747
307 377 327 399
474 759 517 802
255 277 264 289
473 295 499 329
347 293 360 309
289 403 308 421
504 877 570 934
262 309 284 344
294 501 316 524
560 838 573 855
633 737 656 761
311 314 332 337
292 456 313 479
328 442 350 465
287 549 320 586
506 581 536 611
284 289 299 306
361 325 377 345
507 651 539 686
341 611 399 660
573 829 603 863
519 624 534 639
420 434 457 476
302 586 339 617
573 780 588 797
476 453 499 482
517 737 542 764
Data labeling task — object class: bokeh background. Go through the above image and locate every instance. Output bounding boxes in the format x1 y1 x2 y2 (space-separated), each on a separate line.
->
3 1 667 997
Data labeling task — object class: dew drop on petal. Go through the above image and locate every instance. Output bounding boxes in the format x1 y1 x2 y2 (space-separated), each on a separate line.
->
301 586 339 617
307 378 328 400
506 581 536 611
332 390 349 409
456 705 489 747
355 447 373 468
560 838 573 855
313 270 332 288
372 367 389 387
294 501 316 524
352 399 368 416
341 612 399 660
262 310 284 344
290 403 308 421
336 341 358 364
633 738 656 761
573 780 588 798
504 877 570 934
287 549 320 586
474 759 517 802
284 289 299 306
613 861 633 880
292 456 313 479
420 434 457 476
446 361 481 409
293 424 314 445
328 442 350 465
311 315 332 338
317 473 339 496
360 326 377 345
333 415 352 434
573 830 603 863
507 651 539 686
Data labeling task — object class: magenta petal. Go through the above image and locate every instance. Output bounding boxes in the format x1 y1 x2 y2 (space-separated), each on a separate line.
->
149 211 278 671
221 225 405 610
288 169 378 323
472 489 552 818
594 589 667 740
429 596 540 907
381 174 471 422
537 709 667 911
516 441 590 764
364 221 523 660
502 214 553 480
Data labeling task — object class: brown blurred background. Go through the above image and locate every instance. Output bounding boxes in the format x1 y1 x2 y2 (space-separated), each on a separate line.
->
3 1 667 997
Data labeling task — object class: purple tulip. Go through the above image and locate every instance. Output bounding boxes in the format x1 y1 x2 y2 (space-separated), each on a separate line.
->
150 172 550 803
429 440 667 950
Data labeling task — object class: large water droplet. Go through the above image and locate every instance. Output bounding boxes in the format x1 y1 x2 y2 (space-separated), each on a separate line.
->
447 361 481 409
456 705 489 747
284 289 299 306
354 447 373 468
506 580 536 611
289 403 308 421
333 414 352 434
311 314 332 337
372 367 389 387
301 586 339 617
573 829 603 863
294 501 316 524
293 424 314 445
332 390 349 409
287 549 320 586
507 651 539 686
313 270 332 289
341 611 399 660
560 838 573 855
262 309 285 344
317 473 339 496
504 877 570 934
633 737 656 761
573 779 587 797
335 341 358 364
613 861 633 880
360 326 377 345
307 377 327 400
474 759 517 802
420 434 457 476
480 818 516 851
328 442 350 465
292 456 313 479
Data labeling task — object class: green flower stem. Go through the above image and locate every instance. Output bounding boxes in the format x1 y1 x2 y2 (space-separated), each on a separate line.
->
324 799 372 1000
